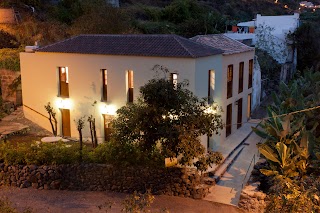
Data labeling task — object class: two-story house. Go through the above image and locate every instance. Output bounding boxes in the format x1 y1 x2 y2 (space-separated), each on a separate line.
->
20 34 255 151
191 34 255 149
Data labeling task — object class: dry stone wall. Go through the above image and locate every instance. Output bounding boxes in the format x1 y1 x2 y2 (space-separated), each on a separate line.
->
0 69 21 106
0 163 210 199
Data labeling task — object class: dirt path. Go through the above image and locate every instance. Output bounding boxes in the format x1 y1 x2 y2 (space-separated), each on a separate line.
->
0 187 242 213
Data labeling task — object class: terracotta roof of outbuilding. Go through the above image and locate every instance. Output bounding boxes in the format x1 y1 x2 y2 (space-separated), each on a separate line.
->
36 34 223 58
190 34 254 55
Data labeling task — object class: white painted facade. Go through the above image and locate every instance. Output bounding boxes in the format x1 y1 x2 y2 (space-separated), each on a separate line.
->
210 51 254 150
20 35 257 152
20 51 224 149
255 13 299 64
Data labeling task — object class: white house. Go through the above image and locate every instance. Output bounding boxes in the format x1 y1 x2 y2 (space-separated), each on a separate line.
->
225 13 299 81
191 34 255 150
20 34 255 151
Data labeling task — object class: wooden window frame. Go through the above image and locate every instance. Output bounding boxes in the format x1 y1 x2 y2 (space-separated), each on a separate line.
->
227 65 233 99
171 73 178 90
226 104 232 137
58 67 69 98
128 70 134 103
237 98 243 129
101 69 108 102
238 62 244 94
208 70 215 104
248 59 253 89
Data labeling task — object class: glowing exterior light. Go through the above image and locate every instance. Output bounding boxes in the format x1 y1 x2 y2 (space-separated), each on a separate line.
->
204 103 219 114
56 98 72 109
284 4 288 8
100 104 117 115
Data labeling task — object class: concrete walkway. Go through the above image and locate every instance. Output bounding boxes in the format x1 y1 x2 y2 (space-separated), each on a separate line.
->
208 119 260 172
0 110 29 139
204 121 263 206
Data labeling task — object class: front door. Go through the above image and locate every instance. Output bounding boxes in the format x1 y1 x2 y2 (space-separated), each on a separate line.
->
61 109 71 137
226 104 232 137
237 98 243 129
104 114 113 141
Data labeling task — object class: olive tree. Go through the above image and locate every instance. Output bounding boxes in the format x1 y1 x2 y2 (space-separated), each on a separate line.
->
112 77 223 170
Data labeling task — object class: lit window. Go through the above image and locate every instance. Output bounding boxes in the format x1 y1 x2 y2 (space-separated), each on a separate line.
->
171 73 178 89
102 69 107 102
208 70 215 103
127 70 134 103
58 67 69 97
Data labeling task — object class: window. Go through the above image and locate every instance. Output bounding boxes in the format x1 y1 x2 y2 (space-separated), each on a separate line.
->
226 104 232 137
127 70 134 103
104 114 113 141
248 59 253 88
101 69 107 102
171 73 178 90
58 67 69 97
237 98 243 129
238 62 244 93
227 65 233 99
208 70 215 103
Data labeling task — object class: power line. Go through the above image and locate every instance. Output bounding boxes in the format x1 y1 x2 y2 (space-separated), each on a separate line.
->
224 105 320 128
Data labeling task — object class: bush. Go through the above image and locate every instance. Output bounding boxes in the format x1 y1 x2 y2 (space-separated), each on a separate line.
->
265 176 320 212
0 141 85 165
0 140 164 167
0 48 21 71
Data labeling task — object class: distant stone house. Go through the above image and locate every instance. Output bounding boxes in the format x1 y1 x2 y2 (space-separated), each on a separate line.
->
20 34 256 151
191 34 256 149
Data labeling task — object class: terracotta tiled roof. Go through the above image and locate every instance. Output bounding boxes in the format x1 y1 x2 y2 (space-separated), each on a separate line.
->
36 34 223 58
190 34 254 55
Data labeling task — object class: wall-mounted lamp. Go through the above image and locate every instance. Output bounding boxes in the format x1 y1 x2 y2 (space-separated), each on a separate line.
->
56 98 72 109
100 103 117 115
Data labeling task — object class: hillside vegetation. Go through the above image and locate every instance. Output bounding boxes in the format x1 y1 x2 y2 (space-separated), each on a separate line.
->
0 0 320 72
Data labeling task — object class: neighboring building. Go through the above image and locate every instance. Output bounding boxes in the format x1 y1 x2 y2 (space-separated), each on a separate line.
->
20 34 224 149
191 34 255 149
225 13 299 99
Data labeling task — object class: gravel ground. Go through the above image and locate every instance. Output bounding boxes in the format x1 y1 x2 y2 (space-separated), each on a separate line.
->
0 187 242 213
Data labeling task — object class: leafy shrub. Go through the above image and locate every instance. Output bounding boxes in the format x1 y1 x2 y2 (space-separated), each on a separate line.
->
0 48 21 71
0 140 164 167
0 141 82 165
265 176 320 212
92 140 165 168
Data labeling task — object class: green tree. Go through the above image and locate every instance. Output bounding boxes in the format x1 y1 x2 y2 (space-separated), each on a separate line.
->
69 0 132 35
291 23 320 72
112 76 223 170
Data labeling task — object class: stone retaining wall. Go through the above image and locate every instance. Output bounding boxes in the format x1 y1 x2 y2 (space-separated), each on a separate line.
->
0 163 210 199
0 69 21 106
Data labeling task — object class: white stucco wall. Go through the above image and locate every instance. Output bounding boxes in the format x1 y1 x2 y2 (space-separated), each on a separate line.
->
20 51 224 148
255 13 299 64
252 56 261 110
209 51 255 150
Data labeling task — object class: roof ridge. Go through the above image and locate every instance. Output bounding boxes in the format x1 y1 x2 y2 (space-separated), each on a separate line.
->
37 35 81 51
173 36 195 58
222 34 254 49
